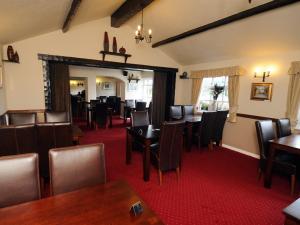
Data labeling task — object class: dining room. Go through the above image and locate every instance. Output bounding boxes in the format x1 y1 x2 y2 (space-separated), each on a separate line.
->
1 0 300 225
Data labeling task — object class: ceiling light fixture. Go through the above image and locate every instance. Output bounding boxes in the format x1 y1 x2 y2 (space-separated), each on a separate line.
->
135 8 152 44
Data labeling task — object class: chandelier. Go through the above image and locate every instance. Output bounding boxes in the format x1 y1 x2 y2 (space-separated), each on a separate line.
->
135 8 152 44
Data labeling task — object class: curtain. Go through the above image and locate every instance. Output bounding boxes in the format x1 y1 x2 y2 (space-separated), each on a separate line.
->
152 71 176 126
49 62 70 114
190 66 245 79
228 75 240 122
191 78 203 105
286 61 300 129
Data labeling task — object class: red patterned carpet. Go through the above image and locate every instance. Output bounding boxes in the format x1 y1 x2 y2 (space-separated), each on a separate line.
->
78 117 295 225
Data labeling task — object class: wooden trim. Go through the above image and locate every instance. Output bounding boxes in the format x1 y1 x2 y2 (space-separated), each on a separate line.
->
152 0 300 48
62 0 82 33
38 54 178 73
237 113 277 122
111 0 154 28
6 109 45 114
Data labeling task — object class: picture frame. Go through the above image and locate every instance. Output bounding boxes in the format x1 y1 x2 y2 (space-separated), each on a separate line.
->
250 83 273 101
103 82 112 90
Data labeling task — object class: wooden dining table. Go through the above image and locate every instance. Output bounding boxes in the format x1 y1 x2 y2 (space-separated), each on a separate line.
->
264 134 300 188
126 125 160 181
86 105 113 128
181 115 202 152
0 180 164 225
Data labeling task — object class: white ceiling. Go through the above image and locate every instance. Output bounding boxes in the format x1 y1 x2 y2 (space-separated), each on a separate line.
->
1 0 299 65
0 0 124 44
126 0 300 65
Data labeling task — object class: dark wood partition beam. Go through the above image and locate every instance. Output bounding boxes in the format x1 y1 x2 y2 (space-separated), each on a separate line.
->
237 113 277 122
62 0 82 33
111 0 154 28
152 0 300 48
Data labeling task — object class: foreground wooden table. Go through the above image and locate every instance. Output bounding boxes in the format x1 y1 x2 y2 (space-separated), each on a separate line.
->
0 180 164 225
264 134 300 188
283 198 300 225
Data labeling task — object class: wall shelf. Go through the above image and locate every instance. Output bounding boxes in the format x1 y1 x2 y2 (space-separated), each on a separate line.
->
2 60 20 64
99 51 131 63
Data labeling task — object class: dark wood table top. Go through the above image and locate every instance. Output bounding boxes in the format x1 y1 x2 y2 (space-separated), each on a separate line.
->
127 125 160 141
183 115 202 123
0 180 164 225
269 134 300 152
283 198 300 222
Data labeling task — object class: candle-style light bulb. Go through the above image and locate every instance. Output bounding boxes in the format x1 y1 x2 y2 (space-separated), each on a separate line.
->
138 25 141 31
148 29 152 35
135 30 138 36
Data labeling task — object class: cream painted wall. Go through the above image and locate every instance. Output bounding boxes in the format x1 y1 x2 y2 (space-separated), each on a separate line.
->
0 47 7 114
2 17 179 110
179 50 300 155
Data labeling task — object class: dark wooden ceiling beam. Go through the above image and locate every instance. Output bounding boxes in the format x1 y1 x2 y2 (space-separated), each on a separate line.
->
62 0 82 33
111 0 154 28
152 0 300 48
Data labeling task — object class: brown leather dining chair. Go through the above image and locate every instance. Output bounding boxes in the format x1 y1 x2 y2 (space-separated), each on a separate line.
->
45 111 69 123
0 153 41 208
9 113 37 125
255 120 296 195
131 111 150 127
150 121 185 185
275 118 292 138
49 143 106 196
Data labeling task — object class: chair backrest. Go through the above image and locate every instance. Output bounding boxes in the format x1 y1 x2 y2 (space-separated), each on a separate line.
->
170 106 183 120
9 113 37 125
199 111 217 146
213 110 229 142
36 123 73 178
183 105 194 116
15 125 38 154
49 143 106 196
131 111 150 127
158 121 185 171
95 103 108 126
125 100 135 108
276 118 291 138
45 111 69 123
135 102 147 111
0 126 18 156
255 120 275 160
0 153 41 208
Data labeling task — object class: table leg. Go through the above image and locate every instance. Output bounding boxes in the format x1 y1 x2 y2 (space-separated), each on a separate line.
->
186 123 193 152
143 139 151 181
126 131 132 164
264 144 276 188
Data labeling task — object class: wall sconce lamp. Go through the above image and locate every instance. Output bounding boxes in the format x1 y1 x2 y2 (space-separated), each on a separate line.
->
254 67 272 82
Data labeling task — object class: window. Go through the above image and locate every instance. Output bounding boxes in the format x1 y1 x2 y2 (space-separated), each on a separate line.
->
197 76 229 111
141 79 153 106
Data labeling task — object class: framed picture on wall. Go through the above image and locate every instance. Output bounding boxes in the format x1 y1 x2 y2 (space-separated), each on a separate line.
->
103 82 112 90
250 83 273 101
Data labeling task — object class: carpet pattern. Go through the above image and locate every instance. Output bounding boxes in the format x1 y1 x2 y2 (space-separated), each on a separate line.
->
78 117 296 225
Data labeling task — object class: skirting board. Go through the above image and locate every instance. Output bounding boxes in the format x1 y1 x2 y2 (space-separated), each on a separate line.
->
222 144 260 159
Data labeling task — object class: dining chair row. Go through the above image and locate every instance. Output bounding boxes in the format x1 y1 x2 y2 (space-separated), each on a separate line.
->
255 118 296 195
0 143 106 208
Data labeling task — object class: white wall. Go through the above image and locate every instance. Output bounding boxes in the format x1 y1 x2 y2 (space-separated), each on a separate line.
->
0 47 7 114
2 17 179 110
70 79 86 96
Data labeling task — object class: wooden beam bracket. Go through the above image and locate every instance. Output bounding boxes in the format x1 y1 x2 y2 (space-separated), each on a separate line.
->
62 0 82 33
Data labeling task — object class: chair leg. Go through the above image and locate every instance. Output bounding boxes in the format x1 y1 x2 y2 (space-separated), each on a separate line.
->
291 174 296 196
158 170 163 185
197 137 201 149
176 167 180 181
